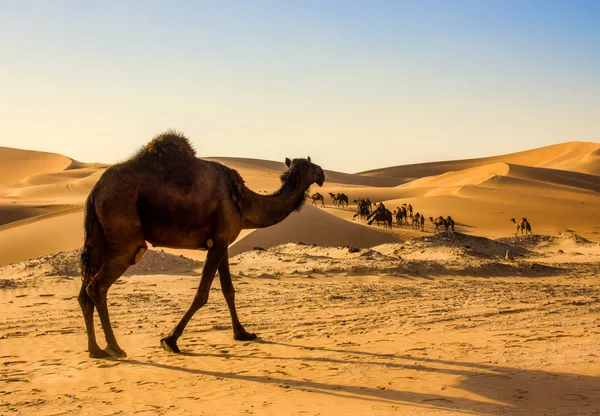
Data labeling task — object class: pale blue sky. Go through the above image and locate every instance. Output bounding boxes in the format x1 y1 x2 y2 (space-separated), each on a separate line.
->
1 0 598 172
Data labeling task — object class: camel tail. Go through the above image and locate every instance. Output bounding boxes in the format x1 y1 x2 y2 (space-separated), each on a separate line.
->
80 189 106 284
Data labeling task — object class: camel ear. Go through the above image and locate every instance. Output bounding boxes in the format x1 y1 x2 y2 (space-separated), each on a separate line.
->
285 158 291 167
307 156 311 163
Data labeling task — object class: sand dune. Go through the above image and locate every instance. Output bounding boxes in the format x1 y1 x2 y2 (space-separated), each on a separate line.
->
403 162 600 194
0 210 84 266
207 157 403 189
0 147 74 186
1 141 598 266
359 141 600 181
229 204 400 256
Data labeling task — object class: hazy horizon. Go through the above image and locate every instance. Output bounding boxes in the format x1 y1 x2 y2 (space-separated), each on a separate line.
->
1 0 599 172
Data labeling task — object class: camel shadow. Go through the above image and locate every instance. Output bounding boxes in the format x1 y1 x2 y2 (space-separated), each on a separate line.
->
122 339 600 414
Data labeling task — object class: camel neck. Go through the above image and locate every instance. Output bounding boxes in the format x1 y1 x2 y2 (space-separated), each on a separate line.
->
241 182 307 229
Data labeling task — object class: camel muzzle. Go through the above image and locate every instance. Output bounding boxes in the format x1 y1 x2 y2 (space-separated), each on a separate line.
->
316 172 325 187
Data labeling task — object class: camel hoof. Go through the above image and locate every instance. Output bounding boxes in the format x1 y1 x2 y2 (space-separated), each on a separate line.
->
105 346 127 358
89 348 111 359
234 332 257 341
160 337 180 354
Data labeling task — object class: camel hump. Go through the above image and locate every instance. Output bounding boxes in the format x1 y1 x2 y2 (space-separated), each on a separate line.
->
146 130 196 159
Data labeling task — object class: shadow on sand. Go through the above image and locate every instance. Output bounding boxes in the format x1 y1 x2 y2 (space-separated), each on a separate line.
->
122 339 599 414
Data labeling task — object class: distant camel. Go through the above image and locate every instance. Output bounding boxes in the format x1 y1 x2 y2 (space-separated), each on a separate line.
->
401 206 408 225
329 192 348 207
429 216 448 234
353 199 371 220
395 207 406 227
78 131 324 358
368 208 392 228
311 192 325 207
328 192 339 206
367 202 391 228
395 206 409 226
419 213 425 231
446 216 455 232
337 193 349 208
510 218 532 236
412 212 421 230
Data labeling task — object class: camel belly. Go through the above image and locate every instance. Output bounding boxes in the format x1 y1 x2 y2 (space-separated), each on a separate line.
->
143 224 214 250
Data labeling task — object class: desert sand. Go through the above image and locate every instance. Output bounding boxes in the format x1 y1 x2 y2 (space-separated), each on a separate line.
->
1 142 599 415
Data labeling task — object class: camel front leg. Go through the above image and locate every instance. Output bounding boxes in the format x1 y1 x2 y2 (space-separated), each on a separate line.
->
218 254 257 341
160 246 225 353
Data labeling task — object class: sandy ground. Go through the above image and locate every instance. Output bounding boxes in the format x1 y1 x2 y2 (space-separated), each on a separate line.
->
1 235 600 415
0 141 599 415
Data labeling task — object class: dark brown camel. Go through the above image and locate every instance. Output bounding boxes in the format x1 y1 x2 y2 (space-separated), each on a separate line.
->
311 192 325 207
328 192 339 206
78 131 325 358
446 216 455 232
412 212 421 230
368 209 392 228
367 202 392 228
419 213 425 231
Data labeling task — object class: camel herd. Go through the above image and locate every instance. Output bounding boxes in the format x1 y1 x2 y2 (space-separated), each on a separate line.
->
311 193 532 237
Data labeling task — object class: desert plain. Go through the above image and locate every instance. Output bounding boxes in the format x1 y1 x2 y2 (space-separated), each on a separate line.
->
0 141 599 415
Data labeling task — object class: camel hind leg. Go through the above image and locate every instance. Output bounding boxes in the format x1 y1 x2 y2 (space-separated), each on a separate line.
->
86 244 146 357
78 283 107 358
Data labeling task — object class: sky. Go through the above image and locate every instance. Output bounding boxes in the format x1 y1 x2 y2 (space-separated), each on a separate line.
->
1 0 599 173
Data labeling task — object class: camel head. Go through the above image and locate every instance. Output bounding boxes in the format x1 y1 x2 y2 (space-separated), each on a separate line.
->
284 156 325 188
429 217 434 223
510 218 516 224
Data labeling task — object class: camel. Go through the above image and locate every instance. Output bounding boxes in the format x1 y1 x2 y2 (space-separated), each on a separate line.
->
311 192 325 207
328 192 339 206
446 216 455 232
366 202 392 228
336 193 349 208
510 218 532 236
395 207 404 227
429 216 448 234
395 206 409 226
419 213 425 231
368 209 392 228
353 199 371 220
401 206 408 225
329 192 347 207
412 212 421 230
78 131 325 358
